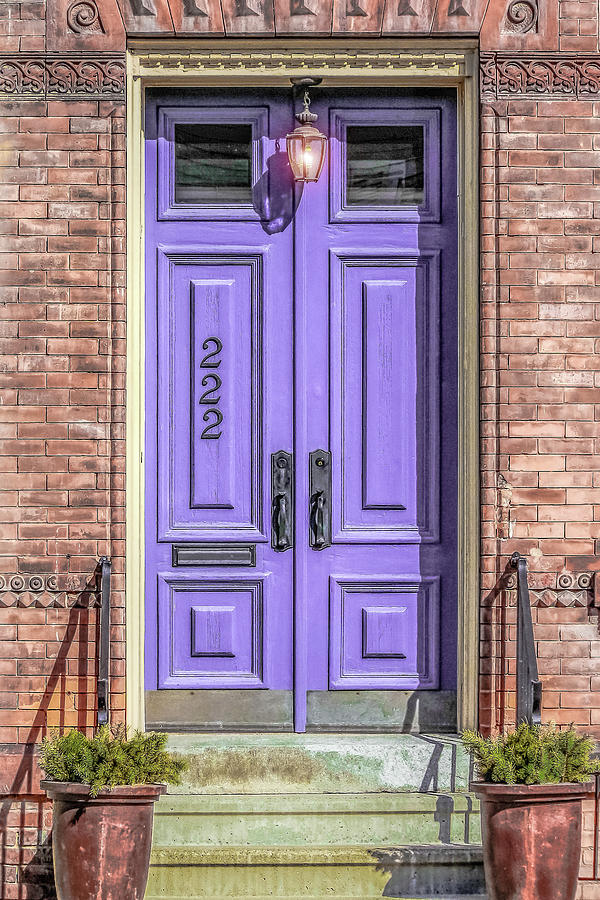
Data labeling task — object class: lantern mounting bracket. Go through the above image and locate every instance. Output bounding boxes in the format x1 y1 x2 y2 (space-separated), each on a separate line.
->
290 77 323 88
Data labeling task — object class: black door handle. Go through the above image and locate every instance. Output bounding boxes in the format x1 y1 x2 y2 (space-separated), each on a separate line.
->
271 451 293 551
309 450 331 550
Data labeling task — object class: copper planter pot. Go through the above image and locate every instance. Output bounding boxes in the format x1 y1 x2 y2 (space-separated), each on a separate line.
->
42 781 166 900
471 781 593 900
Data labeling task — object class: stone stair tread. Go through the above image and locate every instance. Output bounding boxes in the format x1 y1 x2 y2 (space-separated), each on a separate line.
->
373 845 484 863
164 733 472 795
156 790 480 813
150 844 483 864
152 791 482 849
148 844 486 899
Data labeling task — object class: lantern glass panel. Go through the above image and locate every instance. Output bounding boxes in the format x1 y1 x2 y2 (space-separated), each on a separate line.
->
303 135 326 182
286 134 305 181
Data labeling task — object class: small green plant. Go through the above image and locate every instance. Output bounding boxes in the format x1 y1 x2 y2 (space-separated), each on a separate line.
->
40 725 187 797
462 722 600 785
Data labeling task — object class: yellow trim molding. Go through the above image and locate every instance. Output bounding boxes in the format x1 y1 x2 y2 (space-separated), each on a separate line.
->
126 53 146 731
126 40 480 733
129 42 473 83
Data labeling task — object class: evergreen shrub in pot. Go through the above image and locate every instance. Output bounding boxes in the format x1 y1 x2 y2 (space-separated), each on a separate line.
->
463 723 598 900
40 725 186 900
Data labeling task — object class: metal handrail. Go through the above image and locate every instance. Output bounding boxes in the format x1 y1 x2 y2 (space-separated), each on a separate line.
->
510 552 542 726
97 556 112 727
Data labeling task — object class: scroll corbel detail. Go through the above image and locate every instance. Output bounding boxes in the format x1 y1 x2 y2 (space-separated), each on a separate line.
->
67 0 105 33
503 0 538 34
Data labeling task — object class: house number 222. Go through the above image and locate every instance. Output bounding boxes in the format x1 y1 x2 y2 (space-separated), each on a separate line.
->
199 337 223 440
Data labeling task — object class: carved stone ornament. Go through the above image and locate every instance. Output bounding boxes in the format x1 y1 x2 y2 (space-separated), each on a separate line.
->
447 0 469 16
504 0 537 33
0 574 100 608
504 570 596 608
67 0 105 33
481 53 600 98
0 53 125 97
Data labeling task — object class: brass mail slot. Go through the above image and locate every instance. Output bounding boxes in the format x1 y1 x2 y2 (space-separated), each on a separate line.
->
171 543 256 567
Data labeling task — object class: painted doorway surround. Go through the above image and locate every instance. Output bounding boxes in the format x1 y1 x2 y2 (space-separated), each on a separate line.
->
127 40 478 730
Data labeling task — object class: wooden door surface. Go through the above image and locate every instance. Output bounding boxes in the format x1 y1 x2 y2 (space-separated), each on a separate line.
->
294 89 458 731
145 87 458 733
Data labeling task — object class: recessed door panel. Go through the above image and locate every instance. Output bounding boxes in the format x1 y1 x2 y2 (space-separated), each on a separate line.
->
157 251 264 541
329 576 440 689
157 574 266 688
145 89 295 723
330 252 440 543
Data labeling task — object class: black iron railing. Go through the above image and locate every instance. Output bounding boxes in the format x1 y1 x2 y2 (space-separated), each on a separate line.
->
97 556 112 727
510 552 542 726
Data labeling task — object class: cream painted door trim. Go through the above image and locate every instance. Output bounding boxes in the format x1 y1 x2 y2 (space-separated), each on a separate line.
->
126 40 480 732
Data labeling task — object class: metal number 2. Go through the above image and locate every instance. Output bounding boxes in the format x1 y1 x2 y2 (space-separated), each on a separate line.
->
200 337 223 368
199 373 222 405
201 408 223 440
199 337 223 439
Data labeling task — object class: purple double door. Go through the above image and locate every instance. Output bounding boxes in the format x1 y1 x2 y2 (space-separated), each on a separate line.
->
144 87 458 732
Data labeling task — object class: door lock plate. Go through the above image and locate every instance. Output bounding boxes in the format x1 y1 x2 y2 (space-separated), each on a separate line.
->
309 449 332 550
271 450 294 551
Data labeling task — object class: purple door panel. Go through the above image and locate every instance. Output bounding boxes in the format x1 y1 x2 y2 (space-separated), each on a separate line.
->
145 90 295 701
157 253 264 540
145 87 458 731
158 575 267 688
293 90 457 730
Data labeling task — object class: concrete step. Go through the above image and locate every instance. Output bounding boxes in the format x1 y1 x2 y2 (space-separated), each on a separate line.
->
146 843 486 899
152 792 481 847
164 733 473 795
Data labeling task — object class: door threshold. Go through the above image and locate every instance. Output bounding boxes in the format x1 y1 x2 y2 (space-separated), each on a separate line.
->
145 689 458 733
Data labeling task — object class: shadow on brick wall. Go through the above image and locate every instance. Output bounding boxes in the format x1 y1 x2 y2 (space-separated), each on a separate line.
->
480 559 515 736
0 602 99 898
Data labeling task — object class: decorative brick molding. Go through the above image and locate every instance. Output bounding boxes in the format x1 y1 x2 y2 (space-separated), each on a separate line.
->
0 575 100 608
0 53 125 98
481 52 600 98
504 571 597 608
47 0 561 43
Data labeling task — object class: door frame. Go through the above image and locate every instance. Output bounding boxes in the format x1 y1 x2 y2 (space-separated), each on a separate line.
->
126 39 480 732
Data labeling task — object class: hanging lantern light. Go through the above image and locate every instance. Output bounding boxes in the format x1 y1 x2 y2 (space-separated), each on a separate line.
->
286 89 327 184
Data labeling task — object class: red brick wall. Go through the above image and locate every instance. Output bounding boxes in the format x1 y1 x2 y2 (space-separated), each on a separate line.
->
0 27 126 885
559 0 598 50
479 87 600 900
0 0 45 53
0 94 126 741
480 95 600 742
